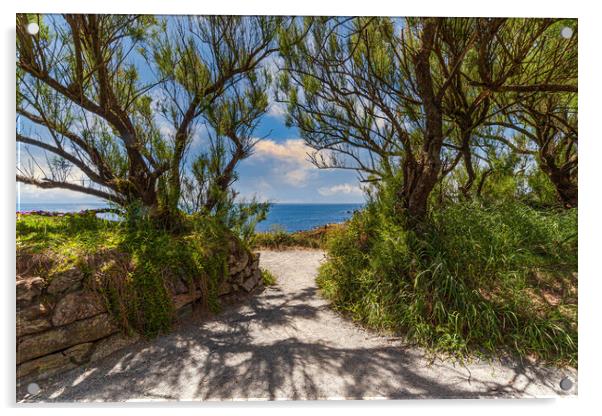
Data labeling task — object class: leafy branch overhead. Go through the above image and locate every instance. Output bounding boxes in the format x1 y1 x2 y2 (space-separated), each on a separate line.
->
17 14 282 228
277 17 577 219
17 15 578 230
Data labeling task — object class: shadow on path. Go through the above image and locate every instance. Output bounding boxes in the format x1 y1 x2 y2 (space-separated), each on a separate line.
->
18 250 576 402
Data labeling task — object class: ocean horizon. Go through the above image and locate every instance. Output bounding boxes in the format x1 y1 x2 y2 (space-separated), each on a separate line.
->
16 202 363 233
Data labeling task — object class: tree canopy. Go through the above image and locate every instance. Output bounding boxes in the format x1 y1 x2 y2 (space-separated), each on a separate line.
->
17 14 282 228
277 17 577 223
17 15 578 230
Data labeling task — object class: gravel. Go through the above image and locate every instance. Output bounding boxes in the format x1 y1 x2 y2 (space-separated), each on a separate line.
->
18 249 577 402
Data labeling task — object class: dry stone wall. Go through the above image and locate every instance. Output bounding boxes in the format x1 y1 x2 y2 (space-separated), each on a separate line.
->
16 247 262 383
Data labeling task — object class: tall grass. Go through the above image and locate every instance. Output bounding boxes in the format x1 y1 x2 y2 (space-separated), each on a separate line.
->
317 201 577 365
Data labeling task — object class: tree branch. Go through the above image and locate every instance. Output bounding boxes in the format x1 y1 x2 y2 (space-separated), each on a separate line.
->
17 174 124 204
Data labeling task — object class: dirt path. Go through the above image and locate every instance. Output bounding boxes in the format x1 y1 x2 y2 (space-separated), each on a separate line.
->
19 250 577 402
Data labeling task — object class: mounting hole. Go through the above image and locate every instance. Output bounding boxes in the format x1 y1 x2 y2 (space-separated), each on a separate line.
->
561 27 573 39
27 382 41 395
559 376 573 391
26 22 39 36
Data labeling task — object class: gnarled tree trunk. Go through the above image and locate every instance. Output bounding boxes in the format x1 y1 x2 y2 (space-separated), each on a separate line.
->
396 19 445 226
539 155 578 208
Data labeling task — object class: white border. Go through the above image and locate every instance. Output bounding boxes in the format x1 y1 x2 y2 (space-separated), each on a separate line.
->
2 1 600 415
5 0 584 17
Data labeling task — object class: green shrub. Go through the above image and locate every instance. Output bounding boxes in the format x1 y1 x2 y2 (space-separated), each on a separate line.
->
317 200 577 365
253 224 341 249
17 213 233 338
253 225 298 249
261 268 277 286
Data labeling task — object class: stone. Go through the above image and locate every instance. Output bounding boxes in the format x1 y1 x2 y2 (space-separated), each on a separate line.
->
47 267 84 295
241 269 261 292
90 333 140 363
17 302 53 337
17 316 52 337
17 350 75 381
17 313 119 364
17 343 94 381
176 303 194 319
228 250 249 275
16 276 45 303
173 292 202 310
218 281 232 296
51 291 106 327
63 342 94 364
16 302 52 337
17 301 51 319
234 272 244 285
241 277 256 293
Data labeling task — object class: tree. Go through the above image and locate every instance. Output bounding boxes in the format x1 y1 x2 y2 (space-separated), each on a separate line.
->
17 14 280 227
435 18 577 203
481 19 578 207
488 93 578 207
278 17 578 224
277 17 478 225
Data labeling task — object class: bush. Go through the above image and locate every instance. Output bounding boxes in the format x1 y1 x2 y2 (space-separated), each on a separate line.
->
17 213 234 338
317 200 577 365
253 224 342 250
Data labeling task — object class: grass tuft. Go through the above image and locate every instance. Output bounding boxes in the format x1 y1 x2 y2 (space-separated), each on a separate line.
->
261 268 277 286
317 201 577 365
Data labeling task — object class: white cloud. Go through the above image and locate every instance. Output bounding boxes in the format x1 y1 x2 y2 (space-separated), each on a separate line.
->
234 179 273 203
252 139 317 186
254 139 311 165
318 183 363 197
16 154 107 203
156 117 176 138
283 168 310 186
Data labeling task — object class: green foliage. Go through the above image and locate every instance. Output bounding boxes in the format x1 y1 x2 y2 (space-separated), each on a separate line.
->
17 213 235 338
526 169 560 207
261 268 277 286
17 15 281 224
222 201 270 247
253 225 300 249
252 224 339 250
317 200 577 365
16 213 120 254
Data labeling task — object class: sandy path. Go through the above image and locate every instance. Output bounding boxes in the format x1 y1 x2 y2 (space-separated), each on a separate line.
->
18 249 577 402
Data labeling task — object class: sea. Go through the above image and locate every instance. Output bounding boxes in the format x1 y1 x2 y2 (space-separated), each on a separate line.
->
16 202 363 233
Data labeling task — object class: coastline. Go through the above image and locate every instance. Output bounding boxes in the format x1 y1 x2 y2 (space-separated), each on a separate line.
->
16 202 362 234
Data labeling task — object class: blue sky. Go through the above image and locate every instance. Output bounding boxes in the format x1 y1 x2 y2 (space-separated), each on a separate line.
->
17 102 366 205
233 112 365 204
